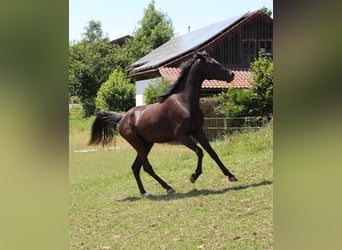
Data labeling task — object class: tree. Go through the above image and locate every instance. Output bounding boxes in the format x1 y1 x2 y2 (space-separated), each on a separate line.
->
250 50 273 115
69 20 117 116
130 0 174 60
111 38 135 72
82 20 103 42
69 2 174 116
215 50 273 119
260 7 272 17
95 69 135 112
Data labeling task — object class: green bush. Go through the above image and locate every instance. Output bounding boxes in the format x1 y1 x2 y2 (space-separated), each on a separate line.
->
215 50 273 119
144 78 170 104
215 88 256 117
95 69 135 112
250 50 273 115
199 97 222 117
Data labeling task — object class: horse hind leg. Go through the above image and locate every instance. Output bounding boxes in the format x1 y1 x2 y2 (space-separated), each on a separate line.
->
131 155 149 196
141 159 176 195
128 137 175 195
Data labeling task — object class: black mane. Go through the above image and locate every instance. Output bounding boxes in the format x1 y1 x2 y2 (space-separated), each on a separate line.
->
158 55 198 103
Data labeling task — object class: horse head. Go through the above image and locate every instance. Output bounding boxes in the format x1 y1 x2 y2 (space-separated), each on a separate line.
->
194 51 235 83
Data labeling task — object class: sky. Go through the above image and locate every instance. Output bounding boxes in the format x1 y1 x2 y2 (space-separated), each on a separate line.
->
69 0 273 42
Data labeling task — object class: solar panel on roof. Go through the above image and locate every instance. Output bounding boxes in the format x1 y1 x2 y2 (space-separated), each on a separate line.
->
130 12 249 73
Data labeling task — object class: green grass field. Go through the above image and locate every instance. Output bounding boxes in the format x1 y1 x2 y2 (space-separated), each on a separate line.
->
69 110 273 249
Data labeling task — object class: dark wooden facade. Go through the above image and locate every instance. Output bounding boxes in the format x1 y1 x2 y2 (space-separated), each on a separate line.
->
109 35 133 47
164 11 273 69
208 13 273 66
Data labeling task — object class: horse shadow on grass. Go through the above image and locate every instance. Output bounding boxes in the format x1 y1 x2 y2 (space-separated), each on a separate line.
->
117 179 272 202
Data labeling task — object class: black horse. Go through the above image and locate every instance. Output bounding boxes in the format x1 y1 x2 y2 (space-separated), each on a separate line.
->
89 51 238 196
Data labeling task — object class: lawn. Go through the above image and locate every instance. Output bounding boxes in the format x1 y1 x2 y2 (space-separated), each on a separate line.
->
69 110 273 249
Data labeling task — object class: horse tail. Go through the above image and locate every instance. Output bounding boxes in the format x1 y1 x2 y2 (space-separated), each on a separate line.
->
88 111 123 146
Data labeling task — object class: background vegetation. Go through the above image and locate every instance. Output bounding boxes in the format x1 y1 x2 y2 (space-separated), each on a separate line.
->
144 78 170 104
95 69 135 112
215 51 273 119
69 22 117 116
69 1 174 116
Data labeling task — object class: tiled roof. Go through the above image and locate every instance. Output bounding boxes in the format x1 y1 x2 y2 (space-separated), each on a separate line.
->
130 12 252 74
159 67 252 89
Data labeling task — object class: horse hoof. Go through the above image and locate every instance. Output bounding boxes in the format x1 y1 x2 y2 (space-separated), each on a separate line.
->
190 174 197 183
167 188 176 194
143 192 152 197
228 176 238 182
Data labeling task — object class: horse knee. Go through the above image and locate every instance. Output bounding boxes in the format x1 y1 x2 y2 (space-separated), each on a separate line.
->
142 164 154 175
196 148 203 159
131 158 142 174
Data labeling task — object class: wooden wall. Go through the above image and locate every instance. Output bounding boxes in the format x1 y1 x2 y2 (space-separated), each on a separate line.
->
208 14 273 66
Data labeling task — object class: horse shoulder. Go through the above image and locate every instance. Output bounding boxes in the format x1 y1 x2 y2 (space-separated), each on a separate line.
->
166 96 191 119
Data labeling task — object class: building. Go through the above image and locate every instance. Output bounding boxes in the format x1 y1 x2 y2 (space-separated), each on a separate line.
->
109 35 133 47
129 10 273 106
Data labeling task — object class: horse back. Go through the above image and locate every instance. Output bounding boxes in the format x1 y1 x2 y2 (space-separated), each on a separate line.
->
118 103 175 143
119 97 204 143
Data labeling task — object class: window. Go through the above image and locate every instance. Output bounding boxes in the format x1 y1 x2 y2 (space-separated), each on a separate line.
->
259 40 273 57
242 40 256 65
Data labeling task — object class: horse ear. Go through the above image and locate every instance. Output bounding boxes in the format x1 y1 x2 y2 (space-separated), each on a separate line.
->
195 51 206 60
194 52 201 58
201 50 208 56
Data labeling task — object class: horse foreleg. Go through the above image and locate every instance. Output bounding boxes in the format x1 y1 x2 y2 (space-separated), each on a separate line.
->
178 135 204 183
140 157 176 195
194 130 238 182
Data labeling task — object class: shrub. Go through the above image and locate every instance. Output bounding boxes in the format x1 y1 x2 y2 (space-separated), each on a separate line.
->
250 50 273 115
199 97 222 117
215 88 256 117
215 50 273 119
95 69 135 112
144 78 170 104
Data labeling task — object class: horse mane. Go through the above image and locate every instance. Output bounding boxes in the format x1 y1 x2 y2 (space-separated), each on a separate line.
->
158 55 198 103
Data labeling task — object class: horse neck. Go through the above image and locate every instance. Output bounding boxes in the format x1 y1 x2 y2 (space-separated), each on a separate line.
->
177 61 204 107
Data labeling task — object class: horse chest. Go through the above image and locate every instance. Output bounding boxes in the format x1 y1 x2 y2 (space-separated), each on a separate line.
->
174 111 204 134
